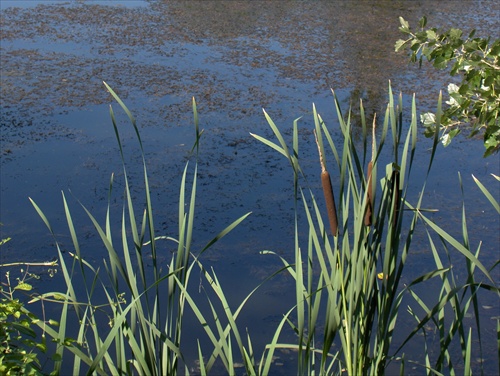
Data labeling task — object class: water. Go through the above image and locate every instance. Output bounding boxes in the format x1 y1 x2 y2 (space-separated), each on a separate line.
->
1 0 499 373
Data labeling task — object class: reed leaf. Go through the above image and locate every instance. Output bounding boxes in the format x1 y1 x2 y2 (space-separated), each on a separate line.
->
472 174 500 214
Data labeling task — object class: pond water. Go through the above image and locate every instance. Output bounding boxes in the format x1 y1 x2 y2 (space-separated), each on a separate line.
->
1 0 499 374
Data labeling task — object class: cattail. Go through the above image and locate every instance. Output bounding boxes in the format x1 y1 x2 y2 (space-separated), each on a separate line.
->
314 131 338 236
321 169 338 236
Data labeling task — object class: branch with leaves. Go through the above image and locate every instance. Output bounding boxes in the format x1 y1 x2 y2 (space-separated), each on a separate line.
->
396 16 500 156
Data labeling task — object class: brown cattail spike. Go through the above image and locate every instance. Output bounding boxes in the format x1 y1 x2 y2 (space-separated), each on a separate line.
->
314 130 338 236
322 170 338 236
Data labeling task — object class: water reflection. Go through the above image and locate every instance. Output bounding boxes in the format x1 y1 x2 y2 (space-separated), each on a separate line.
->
1 0 499 373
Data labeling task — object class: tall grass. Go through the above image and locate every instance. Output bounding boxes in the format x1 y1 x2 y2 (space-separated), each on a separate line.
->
251 83 499 374
19 82 499 375
26 82 253 375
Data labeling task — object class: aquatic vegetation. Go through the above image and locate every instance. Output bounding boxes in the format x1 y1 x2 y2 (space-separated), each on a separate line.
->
0 237 46 376
251 83 499 375
8 83 499 375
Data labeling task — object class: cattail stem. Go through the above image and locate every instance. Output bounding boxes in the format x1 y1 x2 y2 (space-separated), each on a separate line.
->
364 161 373 226
365 115 376 227
314 130 338 236
391 170 400 229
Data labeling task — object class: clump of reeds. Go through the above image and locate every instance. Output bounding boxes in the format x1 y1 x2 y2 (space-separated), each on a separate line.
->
26 82 257 375
21 83 499 376
251 84 499 375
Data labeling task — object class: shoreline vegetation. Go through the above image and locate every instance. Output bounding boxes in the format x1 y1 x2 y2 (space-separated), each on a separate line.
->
2 81 498 375
0 7 500 376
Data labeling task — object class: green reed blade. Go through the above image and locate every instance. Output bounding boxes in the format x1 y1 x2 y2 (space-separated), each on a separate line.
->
464 327 472 375
103 81 144 154
62 191 81 263
259 305 296 375
263 109 291 160
250 132 287 158
197 341 207 376
414 206 495 284
472 174 500 214
170 273 229 371
198 212 251 256
105 173 114 244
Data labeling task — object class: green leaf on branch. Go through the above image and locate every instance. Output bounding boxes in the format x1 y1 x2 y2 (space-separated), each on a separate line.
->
396 16 500 156
399 16 410 33
426 29 437 40
449 28 463 40
421 112 436 126
395 39 408 52
419 16 427 28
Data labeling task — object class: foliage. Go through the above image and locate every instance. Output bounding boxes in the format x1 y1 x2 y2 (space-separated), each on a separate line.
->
395 16 500 156
26 82 255 375
1 256 45 376
19 83 500 375
252 84 499 374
